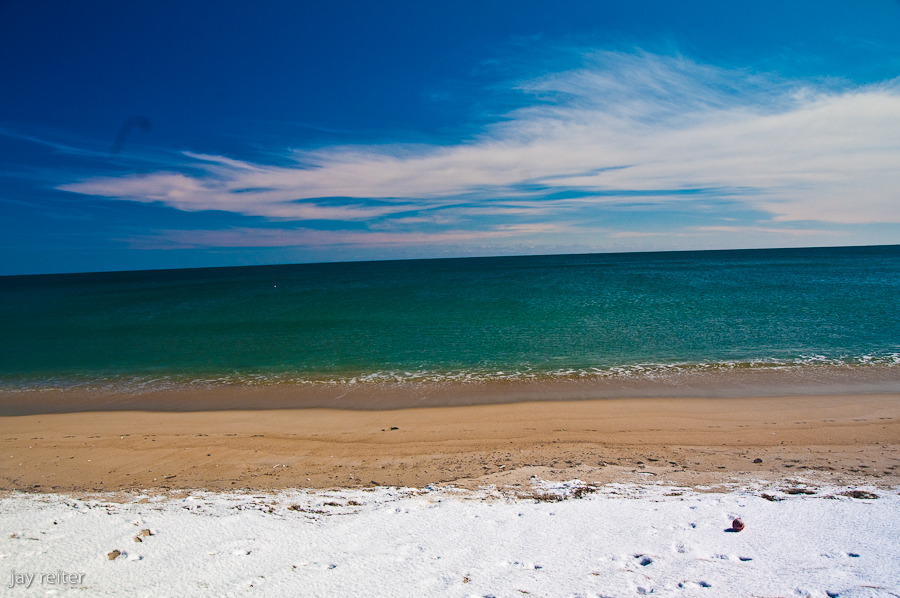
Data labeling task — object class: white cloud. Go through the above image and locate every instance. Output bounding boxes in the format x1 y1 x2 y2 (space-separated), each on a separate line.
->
60 171 411 221
60 51 900 228
693 226 836 236
125 227 538 250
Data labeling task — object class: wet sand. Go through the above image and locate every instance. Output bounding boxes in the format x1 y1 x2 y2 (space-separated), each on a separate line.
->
3 365 900 416
1 393 898 494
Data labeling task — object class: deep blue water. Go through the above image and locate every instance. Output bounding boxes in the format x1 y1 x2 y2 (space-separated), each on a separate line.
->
1 245 898 390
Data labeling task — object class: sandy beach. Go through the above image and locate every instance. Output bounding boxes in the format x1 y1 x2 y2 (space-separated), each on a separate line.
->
2 390 898 493
3 390 899 596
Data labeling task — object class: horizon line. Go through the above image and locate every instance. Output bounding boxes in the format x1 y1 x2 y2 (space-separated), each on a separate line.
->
3 242 898 279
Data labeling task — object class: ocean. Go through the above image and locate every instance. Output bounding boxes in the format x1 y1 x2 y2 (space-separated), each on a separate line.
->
1 245 899 396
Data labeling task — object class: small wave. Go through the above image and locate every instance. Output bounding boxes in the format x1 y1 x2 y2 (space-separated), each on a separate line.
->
2 353 898 394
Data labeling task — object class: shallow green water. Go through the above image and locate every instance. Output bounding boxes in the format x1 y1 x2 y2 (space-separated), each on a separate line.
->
1 245 898 389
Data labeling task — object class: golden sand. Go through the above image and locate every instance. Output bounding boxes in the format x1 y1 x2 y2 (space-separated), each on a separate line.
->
1 392 898 493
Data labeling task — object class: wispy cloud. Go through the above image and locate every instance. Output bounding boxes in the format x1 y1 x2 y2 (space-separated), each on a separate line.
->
693 226 836 236
59 51 900 249
125 226 546 250
0 127 109 159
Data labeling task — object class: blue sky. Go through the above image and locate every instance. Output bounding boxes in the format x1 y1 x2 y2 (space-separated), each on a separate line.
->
2 0 900 275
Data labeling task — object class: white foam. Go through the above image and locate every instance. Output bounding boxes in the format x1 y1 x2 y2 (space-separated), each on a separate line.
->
4 353 900 393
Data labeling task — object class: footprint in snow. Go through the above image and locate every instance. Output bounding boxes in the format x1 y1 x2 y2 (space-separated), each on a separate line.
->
503 561 541 570
678 581 712 589
295 562 336 570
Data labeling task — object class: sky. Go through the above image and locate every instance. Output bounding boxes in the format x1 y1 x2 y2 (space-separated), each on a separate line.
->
1 0 900 275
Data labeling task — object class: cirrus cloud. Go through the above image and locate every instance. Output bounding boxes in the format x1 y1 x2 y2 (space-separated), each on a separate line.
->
59 51 900 249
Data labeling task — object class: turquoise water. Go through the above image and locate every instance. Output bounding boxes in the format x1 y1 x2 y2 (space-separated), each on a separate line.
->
1 245 899 390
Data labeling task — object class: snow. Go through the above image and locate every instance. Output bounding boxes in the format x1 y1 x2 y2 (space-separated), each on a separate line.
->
1 481 898 597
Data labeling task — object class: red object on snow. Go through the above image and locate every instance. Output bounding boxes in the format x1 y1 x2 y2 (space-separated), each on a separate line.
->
732 518 745 532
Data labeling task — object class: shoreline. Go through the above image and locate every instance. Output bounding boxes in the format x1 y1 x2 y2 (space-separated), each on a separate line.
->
2 363 900 415
2 393 898 494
